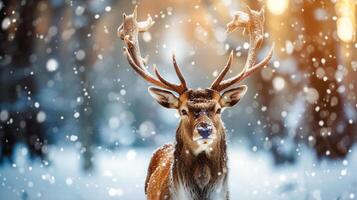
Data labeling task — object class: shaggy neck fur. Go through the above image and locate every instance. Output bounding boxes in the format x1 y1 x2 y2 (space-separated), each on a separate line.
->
171 123 229 200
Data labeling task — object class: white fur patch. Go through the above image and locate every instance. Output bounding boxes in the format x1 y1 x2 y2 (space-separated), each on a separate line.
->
172 181 193 200
193 139 214 156
172 179 227 200
210 179 228 200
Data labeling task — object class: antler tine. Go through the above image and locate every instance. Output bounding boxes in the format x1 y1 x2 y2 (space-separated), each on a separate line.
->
118 6 188 94
153 64 187 94
172 54 187 90
210 50 234 89
210 6 273 92
123 47 173 91
151 54 188 94
239 45 273 79
217 45 274 91
123 36 145 71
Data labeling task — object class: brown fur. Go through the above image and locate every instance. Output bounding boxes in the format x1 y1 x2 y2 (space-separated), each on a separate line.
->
145 144 174 199
145 89 230 200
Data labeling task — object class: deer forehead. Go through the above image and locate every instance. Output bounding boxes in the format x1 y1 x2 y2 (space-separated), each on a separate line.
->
187 102 217 114
179 89 221 108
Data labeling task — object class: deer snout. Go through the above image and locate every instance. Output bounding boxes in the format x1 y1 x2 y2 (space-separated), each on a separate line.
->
196 122 213 139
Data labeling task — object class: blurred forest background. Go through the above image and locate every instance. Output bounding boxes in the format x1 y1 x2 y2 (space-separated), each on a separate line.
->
1 0 357 199
0 0 356 181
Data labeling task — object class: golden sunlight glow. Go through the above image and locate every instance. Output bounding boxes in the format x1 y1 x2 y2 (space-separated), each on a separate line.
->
337 17 354 42
266 0 289 15
335 0 356 43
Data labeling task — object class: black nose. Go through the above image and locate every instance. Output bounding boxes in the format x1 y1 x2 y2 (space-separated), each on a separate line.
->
196 123 213 139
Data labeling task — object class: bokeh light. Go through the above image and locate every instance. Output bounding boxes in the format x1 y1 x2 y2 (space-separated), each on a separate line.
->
335 0 356 42
337 16 354 43
267 0 289 15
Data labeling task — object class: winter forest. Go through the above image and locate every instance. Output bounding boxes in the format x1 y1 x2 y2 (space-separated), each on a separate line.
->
0 0 357 199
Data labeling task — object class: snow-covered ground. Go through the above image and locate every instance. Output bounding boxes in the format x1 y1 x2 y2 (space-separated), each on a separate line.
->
0 145 356 200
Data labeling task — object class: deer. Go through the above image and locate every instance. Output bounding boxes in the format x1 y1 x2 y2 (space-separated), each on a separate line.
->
118 5 273 200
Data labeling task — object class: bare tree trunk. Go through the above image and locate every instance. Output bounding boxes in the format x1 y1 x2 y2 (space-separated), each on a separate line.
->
0 0 47 162
299 0 355 159
72 1 99 171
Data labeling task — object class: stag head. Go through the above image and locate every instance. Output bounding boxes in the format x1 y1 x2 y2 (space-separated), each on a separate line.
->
118 6 273 155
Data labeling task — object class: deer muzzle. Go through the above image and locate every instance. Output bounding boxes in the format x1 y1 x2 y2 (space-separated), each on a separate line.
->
196 122 213 139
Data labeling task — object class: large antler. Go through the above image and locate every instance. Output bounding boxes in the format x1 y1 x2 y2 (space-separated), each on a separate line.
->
118 6 188 94
210 6 274 92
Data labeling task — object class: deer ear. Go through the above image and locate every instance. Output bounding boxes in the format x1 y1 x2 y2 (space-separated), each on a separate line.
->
148 87 179 109
220 85 248 107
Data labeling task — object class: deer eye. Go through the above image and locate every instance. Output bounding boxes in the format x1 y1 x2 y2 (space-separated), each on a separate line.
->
216 108 222 114
181 109 188 116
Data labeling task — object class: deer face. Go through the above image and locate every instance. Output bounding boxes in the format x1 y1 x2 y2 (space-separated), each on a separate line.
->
149 86 247 155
